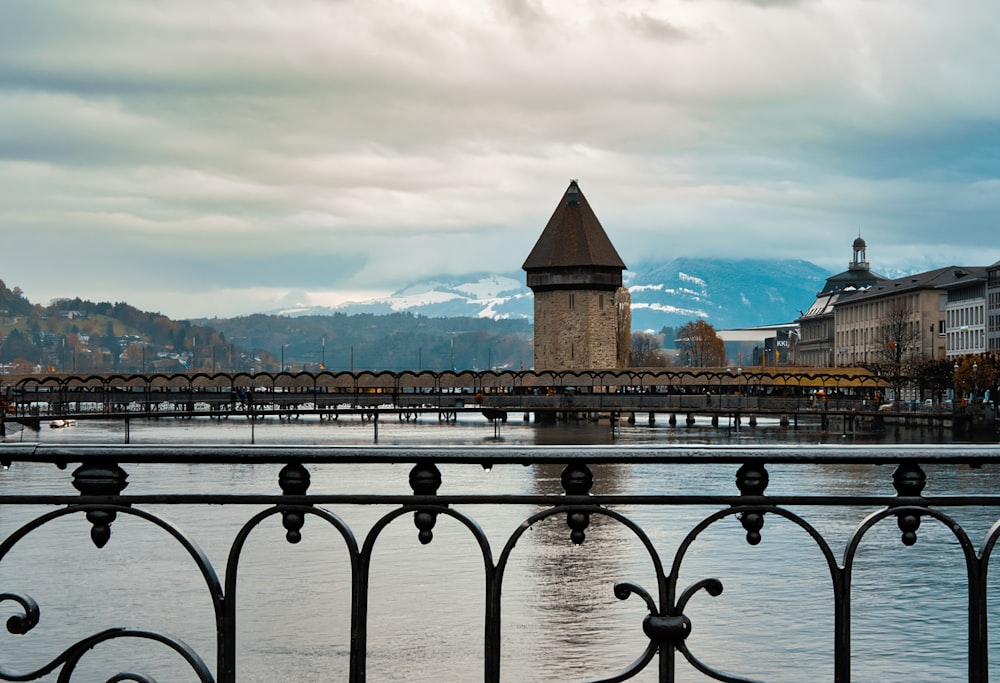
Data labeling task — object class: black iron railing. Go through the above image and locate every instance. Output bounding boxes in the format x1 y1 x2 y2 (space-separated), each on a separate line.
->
2 444 1000 682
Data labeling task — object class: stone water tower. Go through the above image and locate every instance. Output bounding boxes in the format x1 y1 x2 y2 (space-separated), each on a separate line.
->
522 180 628 371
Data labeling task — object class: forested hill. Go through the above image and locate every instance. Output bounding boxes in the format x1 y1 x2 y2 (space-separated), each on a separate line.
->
196 312 533 372
0 279 533 373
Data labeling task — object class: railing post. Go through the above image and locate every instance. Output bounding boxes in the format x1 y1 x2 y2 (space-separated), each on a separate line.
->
892 462 926 545
71 461 129 548
561 463 593 544
278 462 311 543
409 462 442 544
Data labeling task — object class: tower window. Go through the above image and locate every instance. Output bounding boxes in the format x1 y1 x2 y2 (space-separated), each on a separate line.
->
569 294 575 310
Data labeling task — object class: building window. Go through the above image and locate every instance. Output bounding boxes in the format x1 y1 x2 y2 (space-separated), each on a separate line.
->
569 294 575 310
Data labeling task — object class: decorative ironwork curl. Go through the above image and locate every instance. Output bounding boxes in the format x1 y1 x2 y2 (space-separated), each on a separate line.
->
106 673 157 683
39 628 211 683
669 505 840 683
495 504 667 683
0 591 39 635
0 505 224 682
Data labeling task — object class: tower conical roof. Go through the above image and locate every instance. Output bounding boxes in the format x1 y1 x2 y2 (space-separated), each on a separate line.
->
522 180 626 271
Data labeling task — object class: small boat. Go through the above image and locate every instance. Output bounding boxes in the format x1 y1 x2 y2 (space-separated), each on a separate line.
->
49 419 77 429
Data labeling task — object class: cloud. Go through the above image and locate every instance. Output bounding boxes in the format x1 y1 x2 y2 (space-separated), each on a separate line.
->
1 0 998 318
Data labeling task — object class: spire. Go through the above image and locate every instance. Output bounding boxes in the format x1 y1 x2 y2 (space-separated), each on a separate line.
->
522 180 626 272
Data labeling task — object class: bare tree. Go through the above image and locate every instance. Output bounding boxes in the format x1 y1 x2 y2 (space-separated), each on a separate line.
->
629 331 670 367
615 287 631 369
677 320 726 367
872 299 922 400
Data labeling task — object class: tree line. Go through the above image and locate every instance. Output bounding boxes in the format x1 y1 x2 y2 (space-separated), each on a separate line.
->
628 321 725 368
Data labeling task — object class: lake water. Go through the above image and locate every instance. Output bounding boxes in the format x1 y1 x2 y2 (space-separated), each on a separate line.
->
2 413 999 682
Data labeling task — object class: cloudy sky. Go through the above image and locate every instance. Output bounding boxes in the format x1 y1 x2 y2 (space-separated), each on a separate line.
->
2 0 998 319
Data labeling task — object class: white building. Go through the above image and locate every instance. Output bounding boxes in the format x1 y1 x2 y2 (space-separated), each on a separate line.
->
943 270 988 358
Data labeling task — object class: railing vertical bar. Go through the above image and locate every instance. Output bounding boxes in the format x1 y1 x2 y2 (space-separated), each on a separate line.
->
970 555 987 683
834 565 850 683
660 642 673 682
485 566 500 683
352 535 375 683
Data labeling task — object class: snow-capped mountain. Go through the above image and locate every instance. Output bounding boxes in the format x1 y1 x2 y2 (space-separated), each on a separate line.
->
625 258 828 330
273 259 830 330
274 274 534 319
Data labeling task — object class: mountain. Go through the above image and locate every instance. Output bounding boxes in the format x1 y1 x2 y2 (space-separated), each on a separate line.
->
273 259 829 331
626 258 829 330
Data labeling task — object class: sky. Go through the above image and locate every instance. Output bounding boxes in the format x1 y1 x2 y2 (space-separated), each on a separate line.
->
2 0 999 319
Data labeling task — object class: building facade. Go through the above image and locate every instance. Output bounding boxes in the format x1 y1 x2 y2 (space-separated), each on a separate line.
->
832 267 987 366
797 236 888 367
988 260 1000 353
523 181 627 371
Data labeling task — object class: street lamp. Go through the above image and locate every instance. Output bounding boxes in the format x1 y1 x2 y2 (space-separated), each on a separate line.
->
973 362 979 402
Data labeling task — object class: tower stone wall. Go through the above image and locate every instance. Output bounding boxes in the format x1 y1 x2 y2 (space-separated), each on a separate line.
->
533 288 620 370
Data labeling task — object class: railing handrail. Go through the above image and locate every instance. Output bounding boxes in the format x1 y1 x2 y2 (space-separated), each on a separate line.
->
3 442 1000 465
